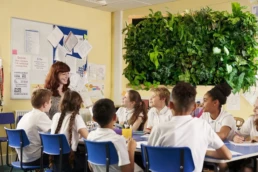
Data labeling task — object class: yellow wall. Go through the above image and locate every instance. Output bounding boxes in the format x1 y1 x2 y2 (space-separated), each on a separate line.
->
0 0 111 112
122 0 254 120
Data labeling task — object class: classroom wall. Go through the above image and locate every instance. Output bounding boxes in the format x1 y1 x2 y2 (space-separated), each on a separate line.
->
0 0 111 156
121 0 254 120
0 0 111 112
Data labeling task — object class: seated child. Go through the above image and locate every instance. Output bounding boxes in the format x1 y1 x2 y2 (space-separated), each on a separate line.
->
88 98 142 172
50 90 88 172
16 89 52 166
116 90 147 131
233 98 258 143
200 82 236 141
145 87 172 133
148 82 232 172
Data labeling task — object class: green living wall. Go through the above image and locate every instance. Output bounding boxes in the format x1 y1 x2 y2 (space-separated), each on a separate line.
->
123 3 258 92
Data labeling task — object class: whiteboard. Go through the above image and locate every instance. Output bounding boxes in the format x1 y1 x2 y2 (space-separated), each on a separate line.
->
11 18 88 99
11 18 53 84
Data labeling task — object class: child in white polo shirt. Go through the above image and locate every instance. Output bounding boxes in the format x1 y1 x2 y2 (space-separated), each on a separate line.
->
16 89 52 166
88 98 142 172
200 82 236 141
148 82 231 172
145 87 172 133
116 90 147 131
233 98 258 143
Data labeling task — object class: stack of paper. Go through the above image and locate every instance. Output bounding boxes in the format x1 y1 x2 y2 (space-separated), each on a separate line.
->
229 141 258 146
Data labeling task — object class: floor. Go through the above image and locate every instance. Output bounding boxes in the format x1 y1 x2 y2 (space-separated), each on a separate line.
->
2 165 23 171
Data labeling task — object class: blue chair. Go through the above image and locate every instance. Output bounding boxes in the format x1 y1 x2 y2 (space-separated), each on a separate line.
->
5 127 41 172
39 133 71 172
84 140 119 172
0 113 15 168
141 145 195 172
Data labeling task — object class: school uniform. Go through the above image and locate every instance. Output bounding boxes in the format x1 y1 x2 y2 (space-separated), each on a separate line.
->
116 107 144 129
51 112 87 151
51 112 87 172
116 107 134 124
239 115 258 138
16 108 52 163
148 115 224 172
87 128 143 172
147 106 172 128
200 110 236 140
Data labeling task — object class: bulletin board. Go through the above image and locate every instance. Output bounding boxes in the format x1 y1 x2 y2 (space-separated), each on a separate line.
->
11 18 89 99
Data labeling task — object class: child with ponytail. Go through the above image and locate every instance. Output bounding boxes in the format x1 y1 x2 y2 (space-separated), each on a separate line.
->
50 90 88 172
116 90 147 131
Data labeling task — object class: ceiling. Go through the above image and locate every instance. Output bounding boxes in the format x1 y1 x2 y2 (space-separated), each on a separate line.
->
59 0 177 12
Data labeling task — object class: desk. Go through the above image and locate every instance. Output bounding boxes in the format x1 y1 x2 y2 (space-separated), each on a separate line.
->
205 142 258 172
133 135 258 171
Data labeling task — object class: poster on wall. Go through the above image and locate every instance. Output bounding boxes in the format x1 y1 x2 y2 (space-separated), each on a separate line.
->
13 54 31 71
11 71 30 99
226 93 240 110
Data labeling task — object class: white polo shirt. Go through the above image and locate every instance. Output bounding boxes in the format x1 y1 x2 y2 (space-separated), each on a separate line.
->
116 107 134 124
51 112 87 151
148 115 224 172
16 108 52 162
239 115 258 138
200 110 236 140
116 107 144 128
147 106 172 128
87 128 130 172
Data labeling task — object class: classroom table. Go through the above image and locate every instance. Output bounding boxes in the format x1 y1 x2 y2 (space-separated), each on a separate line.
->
205 141 258 172
133 134 258 172
80 132 258 171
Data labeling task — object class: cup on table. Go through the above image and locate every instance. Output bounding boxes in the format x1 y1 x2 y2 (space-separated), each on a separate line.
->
122 128 132 139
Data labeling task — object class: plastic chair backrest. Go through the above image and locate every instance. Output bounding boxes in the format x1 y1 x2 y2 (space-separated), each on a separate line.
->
0 113 15 125
234 117 244 130
84 140 119 165
39 133 70 155
4 128 30 148
141 145 195 172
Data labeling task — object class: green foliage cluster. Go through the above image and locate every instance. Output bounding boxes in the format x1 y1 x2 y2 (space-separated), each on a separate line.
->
123 2 258 92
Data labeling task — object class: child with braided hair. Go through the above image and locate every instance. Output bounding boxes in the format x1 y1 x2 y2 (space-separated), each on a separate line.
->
50 90 88 172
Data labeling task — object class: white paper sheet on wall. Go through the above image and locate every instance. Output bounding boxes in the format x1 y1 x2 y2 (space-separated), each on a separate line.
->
32 56 48 71
69 73 88 92
252 5 258 17
80 89 93 108
47 26 63 48
65 55 77 74
226 93 240 110
242 86 258 106
55 44 67 62
25 30 40 54
77 40 92 60
13 54 31 71
11 71 30 99
88 63 106 81
74 35 84 53
64 31 78 52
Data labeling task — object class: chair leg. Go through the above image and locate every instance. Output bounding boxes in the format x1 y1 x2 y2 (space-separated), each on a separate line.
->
0 143 3 172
